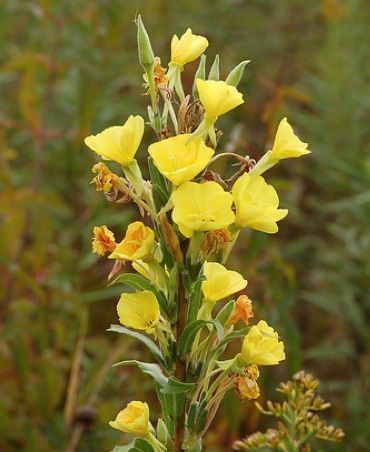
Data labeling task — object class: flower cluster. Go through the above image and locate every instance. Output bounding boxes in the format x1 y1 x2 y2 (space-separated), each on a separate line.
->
87 16 309 452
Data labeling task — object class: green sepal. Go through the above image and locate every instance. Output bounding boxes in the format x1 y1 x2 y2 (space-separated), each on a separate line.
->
178 319 224 358
225 60 250 87
192 55 207 99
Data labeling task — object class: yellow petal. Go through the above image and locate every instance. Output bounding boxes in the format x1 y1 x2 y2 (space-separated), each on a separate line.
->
202 262 247 303
148 134 214 185
271 117 310 160
117 291 160 333
170 29 208 66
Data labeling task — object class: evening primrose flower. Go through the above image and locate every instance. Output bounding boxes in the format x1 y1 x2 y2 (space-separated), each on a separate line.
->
241 320 285 366
84 115 144 166
196 79 244 121
109 401 150 436
251 118 310 175
233 173 288 233
117 291 160 334
201 262 247 303
109 221 155 261
170 29 208 67
92 225 117 256
171 181 235 237
148 134 214 185
228 295 254 325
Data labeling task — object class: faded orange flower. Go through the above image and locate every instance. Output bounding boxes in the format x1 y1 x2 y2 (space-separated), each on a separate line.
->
234 374 260 400
143 57 168 93
92 225 117 256
91 162 120 192
228 295 254 325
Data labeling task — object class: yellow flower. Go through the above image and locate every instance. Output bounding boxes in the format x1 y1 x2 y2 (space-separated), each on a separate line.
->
196 79 244 120
233 173 288 233
84 115 144 166
148 134 214 186
201 262 247 303
241 320 286 366
92 225 117 256
171 29 208 66
171 181 235 237
109 221 155 261
117 291 160 334
228 295 254 325
109 401 150 436
271 117 310 160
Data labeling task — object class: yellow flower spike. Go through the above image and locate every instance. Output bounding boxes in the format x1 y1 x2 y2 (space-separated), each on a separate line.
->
109 401 150 436
171 181 235 238
233 173 288 233
117 291 160 334
170 28 209 67
109 221 155 261
241 320 286 366
271 117 310 160
196 79 244 121
148 134 214 185
84 115 144 166
201 262 247 303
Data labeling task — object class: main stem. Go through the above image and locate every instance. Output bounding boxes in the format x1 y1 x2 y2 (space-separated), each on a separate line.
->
174 270 187 451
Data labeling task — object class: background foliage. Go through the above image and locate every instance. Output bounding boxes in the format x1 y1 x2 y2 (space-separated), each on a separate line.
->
1 0 369 450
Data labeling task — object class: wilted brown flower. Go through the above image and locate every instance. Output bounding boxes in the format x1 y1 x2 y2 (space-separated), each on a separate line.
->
143 57 168 94
92 225 117 256
228 295 254 325
201 228 232 256
91 162 120 192
234 374 260 400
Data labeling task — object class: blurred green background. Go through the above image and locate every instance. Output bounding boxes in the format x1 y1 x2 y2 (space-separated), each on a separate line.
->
1 0 369 450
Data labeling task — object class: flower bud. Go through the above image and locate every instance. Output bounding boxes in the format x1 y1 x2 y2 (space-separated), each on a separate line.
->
225 60 250 87
136 15 155 69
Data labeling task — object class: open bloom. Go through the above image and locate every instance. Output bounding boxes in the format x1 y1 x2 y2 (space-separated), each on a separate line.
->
170 29 208 66
117 291 160 334
84 115 144 166
202 262 247 303
109 221 155 261
92 225 117 256
109 401 150 436
196 79 244 120
233 173 288 233
270 117 310 160
241 320 285 366
171 181 235 237
148 134 214 185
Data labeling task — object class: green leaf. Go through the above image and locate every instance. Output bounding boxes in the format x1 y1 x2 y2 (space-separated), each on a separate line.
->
160 377 196 395
148 156 170 210
108 325 164 363
109 273 169 316
112 360 168 387
178 319 224 358
216 300 234 325
193 54 207 98
217 327 249 349
187 279 205 324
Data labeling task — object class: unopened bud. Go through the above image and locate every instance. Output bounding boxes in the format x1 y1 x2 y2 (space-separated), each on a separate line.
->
136 15 155 69
225 60 250 87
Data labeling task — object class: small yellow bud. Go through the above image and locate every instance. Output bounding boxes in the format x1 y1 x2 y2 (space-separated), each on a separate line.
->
233 173 288 233
109 401 150 436
92 225 117 256
109 222 155 261
117 291 160 334
170 28 208 67
171 181 235 237
241 320 285 366
228 295 254 325
201 262 247 303
148 134 214 186
196 79 244 120
84 115 144 166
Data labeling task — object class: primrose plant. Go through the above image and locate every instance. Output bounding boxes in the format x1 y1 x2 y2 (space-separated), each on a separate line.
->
86 15 310 452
